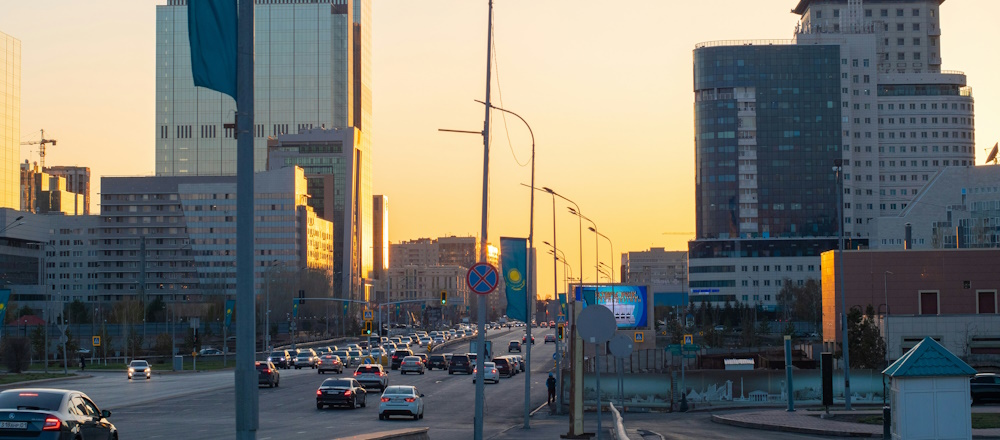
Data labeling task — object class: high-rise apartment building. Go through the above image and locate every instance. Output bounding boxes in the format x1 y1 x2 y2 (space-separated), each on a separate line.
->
373 195 388 280
154 0 372 176
688 0 975 309
0 31 20 210
46 166 91 214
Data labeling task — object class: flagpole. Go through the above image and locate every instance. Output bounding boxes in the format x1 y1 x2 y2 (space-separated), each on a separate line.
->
234 0 257 437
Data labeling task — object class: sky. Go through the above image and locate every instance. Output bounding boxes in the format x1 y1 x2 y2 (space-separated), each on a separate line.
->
4 1 999 300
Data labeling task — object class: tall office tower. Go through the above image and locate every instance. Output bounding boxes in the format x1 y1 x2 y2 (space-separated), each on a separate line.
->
0 31 20 210
687 0 974 309
154 0 372 176
372 195 388 280
266 127 371 303
46 166 91 214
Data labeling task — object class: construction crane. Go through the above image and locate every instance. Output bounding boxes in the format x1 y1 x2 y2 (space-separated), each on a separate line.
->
20 129 58 169
662 232 694 236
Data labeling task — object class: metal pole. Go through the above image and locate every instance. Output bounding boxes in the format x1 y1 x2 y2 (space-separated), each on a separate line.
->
474 2 493 438
551 196 564 413
265 264 270 352
234 0 258 435
572 205 584 435
883 270 892 406
785 335 795 412
836 161 851 411
596 345 602 439
38 244 48 373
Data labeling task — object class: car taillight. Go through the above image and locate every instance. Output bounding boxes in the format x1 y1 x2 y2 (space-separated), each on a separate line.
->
354 371 361 376
316 390 323 396
492 369 497 373
381 397 390 402
379 372 386 376
404 397 416 402
263 368 271 374
42 416 61 431
344 390 352 396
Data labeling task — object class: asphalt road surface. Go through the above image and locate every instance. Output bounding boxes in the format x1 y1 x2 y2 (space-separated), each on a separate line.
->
41 326 557 440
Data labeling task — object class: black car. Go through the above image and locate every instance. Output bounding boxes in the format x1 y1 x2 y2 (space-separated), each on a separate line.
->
256 361 280 388
0 388 117 440
492 357 513 378
448 353 473 375
316 378 368 409
972 373 1000 404
428 353 449 370
390 349 413 370
508 340 521 353
268 350 291 369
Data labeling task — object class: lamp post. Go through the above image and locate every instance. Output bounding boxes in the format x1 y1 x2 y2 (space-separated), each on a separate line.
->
834 159 851 410
882 270 893 406
572 209 598 285
0 215 25 235
541 187 585 436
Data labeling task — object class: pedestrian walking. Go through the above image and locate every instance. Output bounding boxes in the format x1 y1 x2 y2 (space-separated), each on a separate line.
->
79 354 86 371
546 372 557 404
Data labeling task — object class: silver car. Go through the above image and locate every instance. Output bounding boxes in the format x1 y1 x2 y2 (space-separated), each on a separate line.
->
294 348 318 369
399 356 425 375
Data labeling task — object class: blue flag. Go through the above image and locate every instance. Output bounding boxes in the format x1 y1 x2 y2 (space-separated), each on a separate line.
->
500 237 528 322
224 299 235 327
293 299 300 318
188 0 237 100
0 289 10 326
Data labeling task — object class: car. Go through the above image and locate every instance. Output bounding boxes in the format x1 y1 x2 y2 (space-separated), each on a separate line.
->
432 336 445 345
390 349 414 370
127 359 151 380
428 353 449 370
348 350 363 362
317 355 344 374
199 347 223 355
544 334 557 344
492 357 514 378
472 362 500 384
332 350 354 367
508 340 522 353
512 355 525 372
548 320 556 327
971 373 1000 404
256 361 280 387
267 350 292 369
714 325 726 331
522 334 535 345
354 364 389 391
379 385 424 420
294 348 318 369
418 337 432 347
0 388 117 439
315 346 333 356
399 356 425 375
415 353 429 366
449 353 473 375
316 378 367 409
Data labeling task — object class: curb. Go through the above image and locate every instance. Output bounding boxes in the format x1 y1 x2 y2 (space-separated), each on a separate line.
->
0 373 90 390
710 414 877 438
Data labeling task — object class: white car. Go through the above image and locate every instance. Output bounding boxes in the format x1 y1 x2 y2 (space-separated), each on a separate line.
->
378 385 424 420
418 337 432 347
472 362 500 384
128 359 151 380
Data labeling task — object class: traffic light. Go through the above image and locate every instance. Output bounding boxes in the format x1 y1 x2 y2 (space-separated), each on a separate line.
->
557 324 565 341
440 290 447 306
298 289 305 304
364 320 372 335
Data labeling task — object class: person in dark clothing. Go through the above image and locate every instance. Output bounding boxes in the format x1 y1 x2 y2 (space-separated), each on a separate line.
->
79 354 86 371
546 372 557 404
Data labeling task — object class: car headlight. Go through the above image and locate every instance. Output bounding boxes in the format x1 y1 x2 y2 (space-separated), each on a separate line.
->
129 368 135 373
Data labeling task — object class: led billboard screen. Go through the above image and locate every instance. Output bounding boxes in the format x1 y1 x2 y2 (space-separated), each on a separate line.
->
574 285 648 329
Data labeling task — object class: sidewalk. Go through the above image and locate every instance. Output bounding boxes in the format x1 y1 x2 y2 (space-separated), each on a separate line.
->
712 406 1000 439
488 405 663 440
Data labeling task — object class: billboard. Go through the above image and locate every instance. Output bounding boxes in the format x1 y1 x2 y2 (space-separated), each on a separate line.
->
574 285 648 329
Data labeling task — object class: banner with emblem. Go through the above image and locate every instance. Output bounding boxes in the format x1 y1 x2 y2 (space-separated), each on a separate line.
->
0 288 10 326
500 237 527 322
224 299 235 327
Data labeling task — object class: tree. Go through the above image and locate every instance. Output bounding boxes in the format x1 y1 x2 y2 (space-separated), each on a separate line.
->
15 305 34 319
30 325 46 363
2 337 31 373
68 299 90 324
146 296 166 322
845 305 887 369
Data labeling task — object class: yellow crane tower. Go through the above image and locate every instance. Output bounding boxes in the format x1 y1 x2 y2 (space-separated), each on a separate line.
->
20 129 58 169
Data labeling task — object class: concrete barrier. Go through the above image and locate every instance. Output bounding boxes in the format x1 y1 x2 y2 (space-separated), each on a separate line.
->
608 402 630 440
337 427 429 440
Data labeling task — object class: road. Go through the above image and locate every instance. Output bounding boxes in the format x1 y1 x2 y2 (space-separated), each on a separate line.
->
39 326 558 440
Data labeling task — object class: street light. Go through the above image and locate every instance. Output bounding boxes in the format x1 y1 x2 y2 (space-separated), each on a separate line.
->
0 215 25 235
571 208 598 285
541 187 584 434
834 159 851 410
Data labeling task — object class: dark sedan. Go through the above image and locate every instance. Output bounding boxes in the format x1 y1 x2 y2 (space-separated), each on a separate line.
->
428 353 449 370
972 373 1000 404
316 378 368 409
0 388 117 440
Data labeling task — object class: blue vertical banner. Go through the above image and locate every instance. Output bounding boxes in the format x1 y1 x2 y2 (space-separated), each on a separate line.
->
500 237 528 322
292 299 300 318
224 299 235 327
0 288 10 326
188 0 237 99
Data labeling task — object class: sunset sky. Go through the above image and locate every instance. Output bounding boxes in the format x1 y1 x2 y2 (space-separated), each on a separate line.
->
4 1 999 300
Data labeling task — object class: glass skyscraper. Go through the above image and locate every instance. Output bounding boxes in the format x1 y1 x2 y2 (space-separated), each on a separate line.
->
0 31 20 210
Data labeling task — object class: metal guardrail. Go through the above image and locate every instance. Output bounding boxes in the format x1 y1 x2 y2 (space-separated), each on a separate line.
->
608 402 630 440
